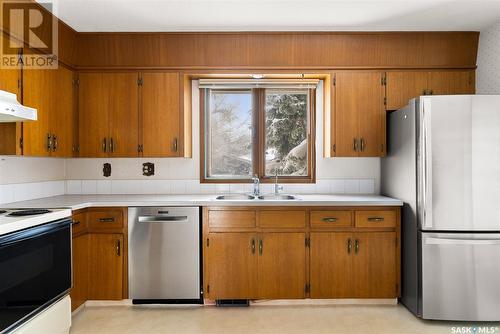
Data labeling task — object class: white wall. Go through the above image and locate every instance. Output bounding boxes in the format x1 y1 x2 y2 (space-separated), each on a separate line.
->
477 22 500 94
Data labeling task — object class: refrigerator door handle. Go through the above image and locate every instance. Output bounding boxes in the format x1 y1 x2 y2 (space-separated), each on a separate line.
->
421 99 433 229
425 237 500 245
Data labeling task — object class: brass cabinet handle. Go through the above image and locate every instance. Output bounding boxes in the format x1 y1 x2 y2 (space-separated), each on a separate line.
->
116 239 121 256
367 217 384 222
173 138 178 152
52 134 58 152
251 239 256 254
347 238 352 254
99 217 115 223
355 239 359 254
108 137 114 153
322 217 338 223
47 133 53 152
360 138 365 152
102 138 107 153
429 90 434 95
353 138 358 152
259 239 263 255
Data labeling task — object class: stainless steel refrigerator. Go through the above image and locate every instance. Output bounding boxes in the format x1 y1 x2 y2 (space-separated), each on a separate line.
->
382 95 500 321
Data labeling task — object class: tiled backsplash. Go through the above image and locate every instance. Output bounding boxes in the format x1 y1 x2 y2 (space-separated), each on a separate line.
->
0 181 66 205
64 178 375 196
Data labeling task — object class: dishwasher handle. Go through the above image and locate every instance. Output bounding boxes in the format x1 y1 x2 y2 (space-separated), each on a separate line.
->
138 215 189 223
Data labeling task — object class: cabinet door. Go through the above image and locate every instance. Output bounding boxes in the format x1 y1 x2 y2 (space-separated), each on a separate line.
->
310 232 352 298
88 233 124 300
386 71 428 111
206 233 258 299
352 232 397 298
71 234 88 311
78 73 109 157
51 66 75 157
107 73 139 157
428 71 475 95
0 65 22 155
356 72 386 157
334 72 359 157
141 72 180 157
23 69 53 156
257 233 306 299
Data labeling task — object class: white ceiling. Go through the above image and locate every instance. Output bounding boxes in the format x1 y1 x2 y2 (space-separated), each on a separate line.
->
45 0 500 32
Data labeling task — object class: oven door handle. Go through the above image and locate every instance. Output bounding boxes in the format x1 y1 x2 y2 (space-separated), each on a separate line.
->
0 218 70 248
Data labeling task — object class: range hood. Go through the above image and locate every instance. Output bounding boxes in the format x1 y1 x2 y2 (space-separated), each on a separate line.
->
0 90 37 122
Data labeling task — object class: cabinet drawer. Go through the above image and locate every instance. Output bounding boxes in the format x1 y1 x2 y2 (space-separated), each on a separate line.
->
208 210 256 228
355 210 396 228
310 211 352 228
259 211 306 229
71 212 87 236
88 209 124 230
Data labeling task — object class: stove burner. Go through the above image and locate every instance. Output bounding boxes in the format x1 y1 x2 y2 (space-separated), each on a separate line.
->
0 210 6 214
8 209 52 217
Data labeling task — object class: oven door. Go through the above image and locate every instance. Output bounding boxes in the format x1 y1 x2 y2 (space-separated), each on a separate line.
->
0 218 72 333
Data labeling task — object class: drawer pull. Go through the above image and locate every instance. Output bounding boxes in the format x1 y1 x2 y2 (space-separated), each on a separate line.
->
251 239 256 254
347 238 352 254
116 239 121 256
355 239 359 254
72 220 80 226
259 239 263 255
99 217 115 223
367 217 384 222
322 217 338 223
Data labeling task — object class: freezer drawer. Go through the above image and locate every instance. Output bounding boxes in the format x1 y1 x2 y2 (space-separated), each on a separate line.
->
422 233 500 321
128 207 201 302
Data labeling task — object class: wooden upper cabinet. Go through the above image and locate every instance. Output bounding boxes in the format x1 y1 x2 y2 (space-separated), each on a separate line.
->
257 233 306 299
140 72 181 157
88 233 124 300
79 72 139 157
51 66 75 157
334 72 386 157
386 71 428 111
386 70 475 111
23 66 75 157
428 71 475 96
107 73 139 157
351 232 397 298
23 69 52 156
206 232 258 299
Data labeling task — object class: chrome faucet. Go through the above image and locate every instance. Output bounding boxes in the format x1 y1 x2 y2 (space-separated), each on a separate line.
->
252 175 260 197
274 170 283 195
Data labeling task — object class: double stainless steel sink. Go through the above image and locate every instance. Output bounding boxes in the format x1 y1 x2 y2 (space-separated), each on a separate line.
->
215 194 298 201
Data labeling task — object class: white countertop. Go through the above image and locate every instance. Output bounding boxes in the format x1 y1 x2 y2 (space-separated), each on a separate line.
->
0 209 72 236
1 194 403 211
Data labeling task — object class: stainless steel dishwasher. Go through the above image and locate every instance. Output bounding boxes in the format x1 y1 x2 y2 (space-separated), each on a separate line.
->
128 207 202 304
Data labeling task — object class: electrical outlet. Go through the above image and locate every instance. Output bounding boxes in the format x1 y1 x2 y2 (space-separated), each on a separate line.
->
103 163 111 177
143 162 155 176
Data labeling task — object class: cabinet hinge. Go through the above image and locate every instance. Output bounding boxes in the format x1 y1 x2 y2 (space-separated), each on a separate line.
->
207 285 210 294
333 76 336 86
73 78 80 86
381 76 387 86
206 238 209 247
383 97 387 106
332 144 336 153
19 137 23 150
137 144 143 153
305 283 310 294
305 237 310 247
138 78 143 86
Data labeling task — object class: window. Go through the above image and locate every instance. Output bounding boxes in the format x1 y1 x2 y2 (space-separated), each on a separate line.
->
201 80 316 183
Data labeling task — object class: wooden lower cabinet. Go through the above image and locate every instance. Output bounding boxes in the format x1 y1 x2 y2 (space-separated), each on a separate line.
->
258 233 306 299
70 234 88 311
310 232 352 298
310 232 398 298
88 233 124 300
207 233 258 299
204 207 400 301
